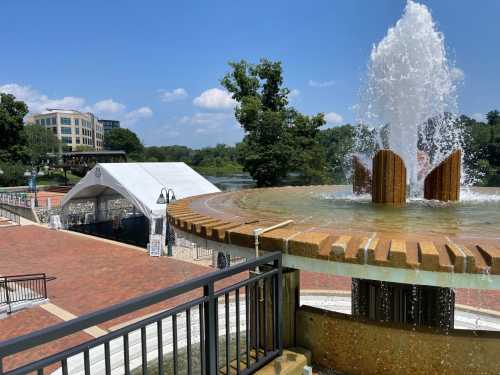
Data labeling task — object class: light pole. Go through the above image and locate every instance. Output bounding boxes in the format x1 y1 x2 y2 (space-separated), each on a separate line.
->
24 166 44 207
156 187 176 256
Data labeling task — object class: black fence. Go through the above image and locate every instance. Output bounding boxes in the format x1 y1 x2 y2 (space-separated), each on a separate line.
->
68 215 150 248
0 274 55 314
0 252 283 375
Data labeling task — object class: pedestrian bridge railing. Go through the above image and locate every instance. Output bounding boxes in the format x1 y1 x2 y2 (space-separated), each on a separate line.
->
0 252 283 375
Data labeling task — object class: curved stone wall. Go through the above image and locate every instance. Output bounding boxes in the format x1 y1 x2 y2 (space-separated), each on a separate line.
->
297 305 500 375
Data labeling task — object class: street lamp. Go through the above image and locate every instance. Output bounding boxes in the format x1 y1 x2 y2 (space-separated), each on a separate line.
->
156 188 176 256
24 166 45 207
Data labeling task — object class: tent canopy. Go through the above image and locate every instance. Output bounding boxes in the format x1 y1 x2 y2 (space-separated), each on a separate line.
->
61 162 220 219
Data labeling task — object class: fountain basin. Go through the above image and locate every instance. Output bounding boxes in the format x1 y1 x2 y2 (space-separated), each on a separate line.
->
168 186 500 289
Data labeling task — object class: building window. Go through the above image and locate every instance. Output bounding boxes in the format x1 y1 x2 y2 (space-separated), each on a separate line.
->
62 137 72 144
61 127 72 135
41 118 46 126
52 117 57 125
52 128 57 135
61 117 71 125
74 118 79 126
76 137 80 144
75 128 80 135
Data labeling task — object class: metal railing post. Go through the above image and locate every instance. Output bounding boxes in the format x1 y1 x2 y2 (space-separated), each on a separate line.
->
203 281 217 375
42 274 48 299
4 278 12 315
274 256 283 354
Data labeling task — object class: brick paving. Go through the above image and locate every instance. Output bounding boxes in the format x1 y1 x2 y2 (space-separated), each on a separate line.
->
29 191 65 208
0 225 241 371
0 225 499 372
0 307 92 372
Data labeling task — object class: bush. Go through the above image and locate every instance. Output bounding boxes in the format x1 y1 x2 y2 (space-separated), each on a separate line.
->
0 161 27 187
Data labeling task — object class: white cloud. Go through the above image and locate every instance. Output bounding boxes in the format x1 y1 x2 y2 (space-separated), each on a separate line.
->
92 99 126 114
308 79 335 88
450 67 465 82
179 112 233 127
193 88 236 110
0 83 155 128
325 112 344 125
288 89 300 100
0 83 86 113
471 112 485 122
124 106 153 125
158 88 188 102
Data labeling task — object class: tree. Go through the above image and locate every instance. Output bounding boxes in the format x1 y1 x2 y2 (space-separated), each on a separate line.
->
0 93 28 162
319 125 356 183
19 124 61 164
104 128 144 155
487 110 500 126
222 59 327 186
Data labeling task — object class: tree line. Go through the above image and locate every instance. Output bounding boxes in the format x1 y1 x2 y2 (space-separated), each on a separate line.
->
2 58 500 187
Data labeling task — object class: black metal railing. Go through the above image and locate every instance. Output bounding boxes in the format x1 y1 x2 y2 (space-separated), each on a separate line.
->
0 252 283 375
0 274 54 314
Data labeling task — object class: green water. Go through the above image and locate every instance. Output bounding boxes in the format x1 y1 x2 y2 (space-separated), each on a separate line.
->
236 186 500 238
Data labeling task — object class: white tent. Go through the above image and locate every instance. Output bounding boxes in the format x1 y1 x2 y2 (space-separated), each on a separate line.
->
61 162 220 224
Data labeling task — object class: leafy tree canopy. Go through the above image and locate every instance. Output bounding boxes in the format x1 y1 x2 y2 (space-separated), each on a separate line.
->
104 128 144 155
221 59 327 186
19 124 61 164
0 93 29 161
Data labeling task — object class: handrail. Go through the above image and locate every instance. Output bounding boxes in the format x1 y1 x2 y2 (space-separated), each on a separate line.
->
0 251 281 358
0 274 55 315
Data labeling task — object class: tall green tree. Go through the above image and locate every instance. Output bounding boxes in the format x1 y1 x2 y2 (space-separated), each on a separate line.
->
318 125 356 183
222 59 327 186
19 124 61 164
104 128 144 156
0 93 28 161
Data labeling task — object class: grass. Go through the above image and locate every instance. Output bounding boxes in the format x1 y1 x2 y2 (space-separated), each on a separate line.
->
37 171 81 186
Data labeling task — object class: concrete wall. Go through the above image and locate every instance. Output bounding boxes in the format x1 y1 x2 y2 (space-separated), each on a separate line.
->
296 305 500 375
0 204 39 223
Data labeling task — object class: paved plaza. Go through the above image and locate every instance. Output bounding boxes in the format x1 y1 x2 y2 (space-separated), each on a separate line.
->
0 224 499 372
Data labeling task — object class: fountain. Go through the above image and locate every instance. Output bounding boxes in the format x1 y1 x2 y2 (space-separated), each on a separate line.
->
356 0 464 198
166 1 500 373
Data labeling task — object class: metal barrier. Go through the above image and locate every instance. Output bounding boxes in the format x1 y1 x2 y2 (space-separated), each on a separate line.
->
0 252 283 375
0 193 30 209
0 274 55 314
0 208 20 225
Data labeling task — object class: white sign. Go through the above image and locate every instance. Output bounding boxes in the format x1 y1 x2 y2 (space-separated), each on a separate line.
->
148 234 163 257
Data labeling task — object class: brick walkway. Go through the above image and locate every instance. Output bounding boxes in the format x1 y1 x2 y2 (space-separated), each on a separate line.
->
0 225 498 371
0 226 238 371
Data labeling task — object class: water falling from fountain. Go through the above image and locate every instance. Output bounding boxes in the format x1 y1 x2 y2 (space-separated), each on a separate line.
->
356 0 464 197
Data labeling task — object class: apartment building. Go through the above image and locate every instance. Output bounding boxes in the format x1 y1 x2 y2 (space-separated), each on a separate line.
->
27 109 105 151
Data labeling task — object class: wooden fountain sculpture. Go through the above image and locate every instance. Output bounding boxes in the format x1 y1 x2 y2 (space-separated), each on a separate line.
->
424 149 461 202
352 155 372 195
364 149 461 204
371 149 407 204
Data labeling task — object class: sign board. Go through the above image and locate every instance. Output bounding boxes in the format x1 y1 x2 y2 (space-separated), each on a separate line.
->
148 234 163 257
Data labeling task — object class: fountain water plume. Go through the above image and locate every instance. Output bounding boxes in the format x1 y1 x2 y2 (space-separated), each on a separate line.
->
356 0 464 197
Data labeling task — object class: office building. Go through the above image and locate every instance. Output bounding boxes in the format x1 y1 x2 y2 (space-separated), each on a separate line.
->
27 109 105 151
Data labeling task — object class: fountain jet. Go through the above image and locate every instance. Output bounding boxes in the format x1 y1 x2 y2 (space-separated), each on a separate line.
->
356 0 464 196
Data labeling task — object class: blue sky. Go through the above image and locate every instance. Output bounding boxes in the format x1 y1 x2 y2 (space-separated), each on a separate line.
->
1 0 499 148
